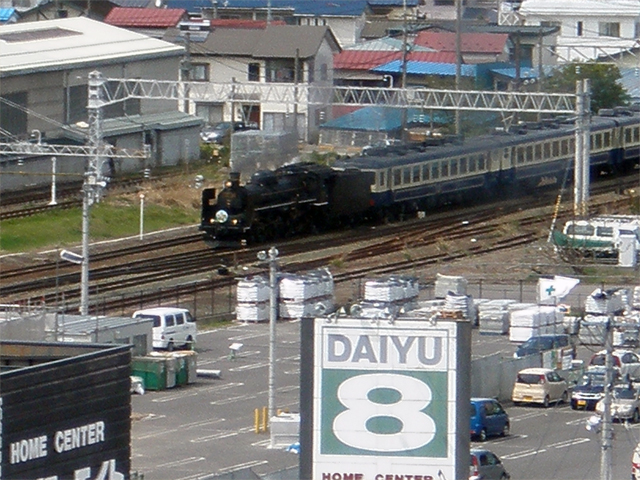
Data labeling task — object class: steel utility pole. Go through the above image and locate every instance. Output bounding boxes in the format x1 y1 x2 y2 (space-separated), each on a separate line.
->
600 316 613 480
81 71 108 315
574 78 591 217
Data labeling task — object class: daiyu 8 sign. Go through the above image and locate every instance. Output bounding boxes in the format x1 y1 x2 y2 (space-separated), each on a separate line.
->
312 317 470 480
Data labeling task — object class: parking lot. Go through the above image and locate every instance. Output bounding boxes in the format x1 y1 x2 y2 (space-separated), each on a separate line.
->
130 286 640 480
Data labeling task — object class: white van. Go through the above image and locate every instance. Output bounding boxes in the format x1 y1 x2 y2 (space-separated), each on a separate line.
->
132 307 197 351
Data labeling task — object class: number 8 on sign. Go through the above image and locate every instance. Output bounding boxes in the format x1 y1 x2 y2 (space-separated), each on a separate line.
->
333 373 436 452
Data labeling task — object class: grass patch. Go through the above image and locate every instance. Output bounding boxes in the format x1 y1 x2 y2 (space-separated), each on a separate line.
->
1 190 200 253
1 163 226 253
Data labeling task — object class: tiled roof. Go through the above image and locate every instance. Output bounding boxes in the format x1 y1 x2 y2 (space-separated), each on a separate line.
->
415 31 509 54
0 8 16 22
367 0 419 5
104 7 186 28
209 19 285 28
200 25 340 58
166 0 369 16
334 50 457 69
373 60 477 77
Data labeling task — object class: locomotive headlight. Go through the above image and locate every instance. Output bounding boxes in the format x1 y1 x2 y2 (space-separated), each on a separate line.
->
215 210 229 223
231 219 238 225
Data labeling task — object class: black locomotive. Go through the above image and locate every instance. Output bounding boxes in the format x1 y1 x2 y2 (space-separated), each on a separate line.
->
200 162 374 247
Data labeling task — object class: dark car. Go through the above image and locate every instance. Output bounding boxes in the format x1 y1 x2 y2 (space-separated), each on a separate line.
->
513 333 576 359
470 398 510 441
571 367 607 410
200 121 258 144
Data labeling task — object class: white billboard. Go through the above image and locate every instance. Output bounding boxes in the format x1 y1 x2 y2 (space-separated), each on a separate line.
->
312 317 469 480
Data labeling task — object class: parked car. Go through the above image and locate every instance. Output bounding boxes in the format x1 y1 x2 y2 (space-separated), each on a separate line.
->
632 441 640 480
470 448 510 480
200 121 258 144
589 349 640 381
571 367 608 410
513 333 576 359
470 398 510 441
511 367 569 407
132 307 197 351
595 383 640 422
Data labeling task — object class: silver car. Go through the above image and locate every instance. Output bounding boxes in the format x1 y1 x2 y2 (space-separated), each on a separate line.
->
595 384 640 422
470 448 510 480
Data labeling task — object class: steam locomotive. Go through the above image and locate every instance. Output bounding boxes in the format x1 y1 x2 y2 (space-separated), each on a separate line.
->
200 163 374 247
200 110 640 248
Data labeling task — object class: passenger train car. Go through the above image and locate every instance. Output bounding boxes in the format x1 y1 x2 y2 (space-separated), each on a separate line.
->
200 111 640 247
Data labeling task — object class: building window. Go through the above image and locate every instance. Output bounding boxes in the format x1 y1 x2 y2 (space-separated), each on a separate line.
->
266 59 295 83
541 21 561 35
248 63 260 82
577 21 583 36
320 64 328 81
191 63 209 81
599 22 620 37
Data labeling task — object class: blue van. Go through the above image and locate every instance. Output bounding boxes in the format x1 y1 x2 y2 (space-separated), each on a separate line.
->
470 398 510 441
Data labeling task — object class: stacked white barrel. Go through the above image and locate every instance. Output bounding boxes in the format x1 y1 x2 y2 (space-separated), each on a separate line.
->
236 276 271 322
278 269 334 320
509 305 564 342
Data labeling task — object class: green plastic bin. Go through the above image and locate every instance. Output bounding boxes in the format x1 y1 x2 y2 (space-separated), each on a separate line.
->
174 354 188 386
131 356 167 391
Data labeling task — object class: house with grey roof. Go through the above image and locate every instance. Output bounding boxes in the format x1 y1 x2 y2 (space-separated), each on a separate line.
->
174 24 341 142
0 16 202 191
519 0 640 62
164 0 370 47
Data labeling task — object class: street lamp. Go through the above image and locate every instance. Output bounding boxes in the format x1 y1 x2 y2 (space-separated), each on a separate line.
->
257 246 279 441
139 193 145 240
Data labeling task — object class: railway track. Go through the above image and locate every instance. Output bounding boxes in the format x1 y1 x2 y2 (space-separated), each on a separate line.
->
2 172 638 315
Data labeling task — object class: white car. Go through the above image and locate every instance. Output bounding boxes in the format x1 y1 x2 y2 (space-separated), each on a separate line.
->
589 349 640 381
595 384 640 422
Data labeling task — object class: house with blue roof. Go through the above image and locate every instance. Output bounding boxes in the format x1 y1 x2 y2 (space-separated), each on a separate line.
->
0 8 18 24
164 0 370 47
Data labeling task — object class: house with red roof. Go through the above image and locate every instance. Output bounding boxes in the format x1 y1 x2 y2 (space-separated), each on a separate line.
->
414 31 511 64
105 7 187 38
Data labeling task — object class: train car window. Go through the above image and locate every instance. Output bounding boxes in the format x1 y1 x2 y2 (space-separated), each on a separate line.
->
403 168 411 184
634 127 640 142
393 169 402 187
595 134 602 150
552 141 560 157
469 156 477 173
561 139 569 156
478 154 486 170
413 165 421 182
567 224 594 236
590 135 594 150
451 159 458 176
517 147 525 164
625 128 632 144
431 163 440 179
460 157 468 174
544 142 551 159
422 164 430 181
596 226 614 237
604 131 611 147
534 144 542 161
441 161 449 177
526 146 533 163
569 138 575 153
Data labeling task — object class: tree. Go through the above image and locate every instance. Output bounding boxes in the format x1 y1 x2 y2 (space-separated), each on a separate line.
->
545 62 630 114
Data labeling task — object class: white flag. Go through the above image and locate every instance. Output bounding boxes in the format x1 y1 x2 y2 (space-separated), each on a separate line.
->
538 276 580 304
